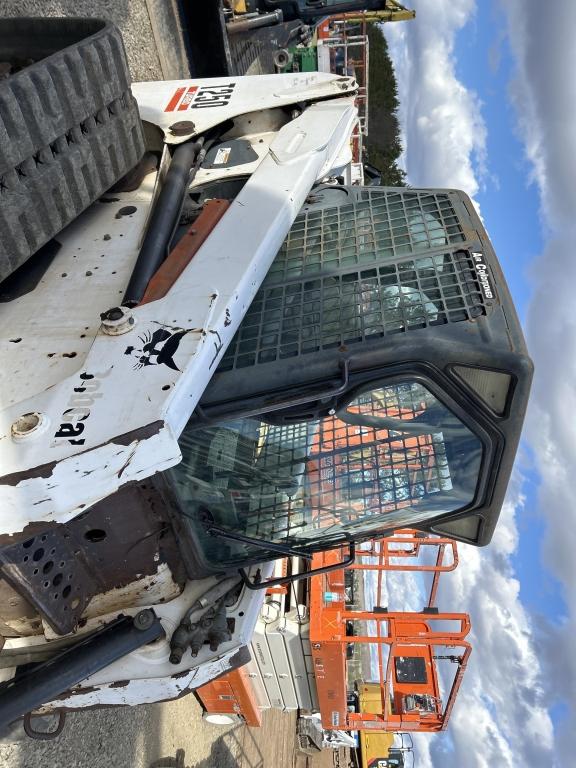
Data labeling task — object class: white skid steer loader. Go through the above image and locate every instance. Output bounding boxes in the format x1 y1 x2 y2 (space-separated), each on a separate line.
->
0 20 532 735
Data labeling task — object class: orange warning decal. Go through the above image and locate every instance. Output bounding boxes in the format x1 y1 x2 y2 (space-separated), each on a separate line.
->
164 86 198 112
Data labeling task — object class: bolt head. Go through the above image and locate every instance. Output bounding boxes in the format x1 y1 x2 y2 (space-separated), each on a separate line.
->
169 120 195 137
100 306 135 336
133 609 155 631
102 307 124 321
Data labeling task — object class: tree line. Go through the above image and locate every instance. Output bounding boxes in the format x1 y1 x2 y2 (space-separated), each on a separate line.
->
365 24 406 186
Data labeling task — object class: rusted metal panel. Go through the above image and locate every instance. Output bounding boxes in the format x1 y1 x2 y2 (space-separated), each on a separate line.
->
0 481 186 635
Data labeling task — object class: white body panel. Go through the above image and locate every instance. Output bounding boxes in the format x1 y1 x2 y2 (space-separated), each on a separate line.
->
246 598 319 714
265 618 299 710
0 97 357 534
45 648 248 710
279 608 315 711
251 605 284 710
3 565 269 710
132 73 356 143
243 657 271 711
0 73 358 713
316 45 332 74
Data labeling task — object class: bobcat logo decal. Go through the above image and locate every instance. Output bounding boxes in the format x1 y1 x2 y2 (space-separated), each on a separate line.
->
124 327 190 371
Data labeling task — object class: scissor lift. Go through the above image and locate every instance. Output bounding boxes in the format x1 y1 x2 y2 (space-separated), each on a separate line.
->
197 531 469 739
350 529 459 608
308 548 471 733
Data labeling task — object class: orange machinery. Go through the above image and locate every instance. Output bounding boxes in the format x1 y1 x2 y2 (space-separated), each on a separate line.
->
197 664 263 727
309 548 471 733
351 529 459 609
197 532 467 730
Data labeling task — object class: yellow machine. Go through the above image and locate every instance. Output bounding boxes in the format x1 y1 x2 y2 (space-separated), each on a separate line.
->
359 684 412 767
230 1 415 24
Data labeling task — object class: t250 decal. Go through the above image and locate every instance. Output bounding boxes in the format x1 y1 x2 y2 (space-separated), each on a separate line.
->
165 83 236 112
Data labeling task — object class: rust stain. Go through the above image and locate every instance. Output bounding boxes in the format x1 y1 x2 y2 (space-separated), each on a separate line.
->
140 199 230 305
53 685 101 700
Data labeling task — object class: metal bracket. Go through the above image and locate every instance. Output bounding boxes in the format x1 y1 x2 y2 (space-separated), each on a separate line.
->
23 710 66 741
239 541 355 590
0 529 97 635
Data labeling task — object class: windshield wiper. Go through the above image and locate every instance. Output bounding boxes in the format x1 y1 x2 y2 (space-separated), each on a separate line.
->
206 523 313 561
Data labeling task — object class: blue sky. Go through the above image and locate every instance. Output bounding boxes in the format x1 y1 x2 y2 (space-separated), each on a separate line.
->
451 4 568 622
382 2 576 766
451 3 541 320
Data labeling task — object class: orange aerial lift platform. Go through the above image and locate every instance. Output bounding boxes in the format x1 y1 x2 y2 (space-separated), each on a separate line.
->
309 548 471 733
198 531 469 744
351 529 459 609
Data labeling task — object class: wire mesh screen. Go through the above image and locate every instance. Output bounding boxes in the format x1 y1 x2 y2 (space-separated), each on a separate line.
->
218 188 484 372
172 381 482 563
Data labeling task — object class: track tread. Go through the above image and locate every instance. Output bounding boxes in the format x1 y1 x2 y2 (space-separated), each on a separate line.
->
0 18 145 282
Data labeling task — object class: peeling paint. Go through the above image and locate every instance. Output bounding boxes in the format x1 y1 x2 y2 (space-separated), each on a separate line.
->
1 461 57 486
117 443 139 479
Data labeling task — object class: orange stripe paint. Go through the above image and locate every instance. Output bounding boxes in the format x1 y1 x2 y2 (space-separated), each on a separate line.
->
178 86 198 111
165 86 186 112
140 199 230 305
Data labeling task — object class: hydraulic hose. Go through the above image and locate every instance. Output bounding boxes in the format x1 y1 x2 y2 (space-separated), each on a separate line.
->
122 140 203 307
0 611 163 731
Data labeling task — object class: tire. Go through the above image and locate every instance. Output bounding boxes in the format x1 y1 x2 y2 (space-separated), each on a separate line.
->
0 18 145 283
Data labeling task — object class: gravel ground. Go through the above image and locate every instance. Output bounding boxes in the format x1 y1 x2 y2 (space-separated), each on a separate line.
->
0 0 184 81
0 694 252 768
0 698 345 768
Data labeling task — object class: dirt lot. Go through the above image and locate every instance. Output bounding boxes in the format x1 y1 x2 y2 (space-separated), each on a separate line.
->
0 696 348 768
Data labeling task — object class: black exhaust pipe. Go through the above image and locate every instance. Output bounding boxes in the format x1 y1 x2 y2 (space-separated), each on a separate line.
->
0 611 164 731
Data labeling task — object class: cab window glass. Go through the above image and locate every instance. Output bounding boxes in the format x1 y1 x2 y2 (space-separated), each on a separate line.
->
170 381 483 566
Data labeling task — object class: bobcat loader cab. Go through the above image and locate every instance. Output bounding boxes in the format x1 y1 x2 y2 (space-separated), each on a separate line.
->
0 19 531 729
175 181 533 582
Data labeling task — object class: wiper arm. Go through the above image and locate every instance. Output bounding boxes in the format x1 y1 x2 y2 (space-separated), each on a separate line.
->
206 523 313 561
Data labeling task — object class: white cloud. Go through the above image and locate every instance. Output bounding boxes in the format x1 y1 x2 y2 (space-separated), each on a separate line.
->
383 0 487 201
499 0 576 759
379 1 566 764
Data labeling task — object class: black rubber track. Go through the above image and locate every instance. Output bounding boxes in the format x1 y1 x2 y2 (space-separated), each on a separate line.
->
0 18 145 282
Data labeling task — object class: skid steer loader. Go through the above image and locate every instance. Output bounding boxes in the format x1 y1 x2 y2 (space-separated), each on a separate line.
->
0 19 531 733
